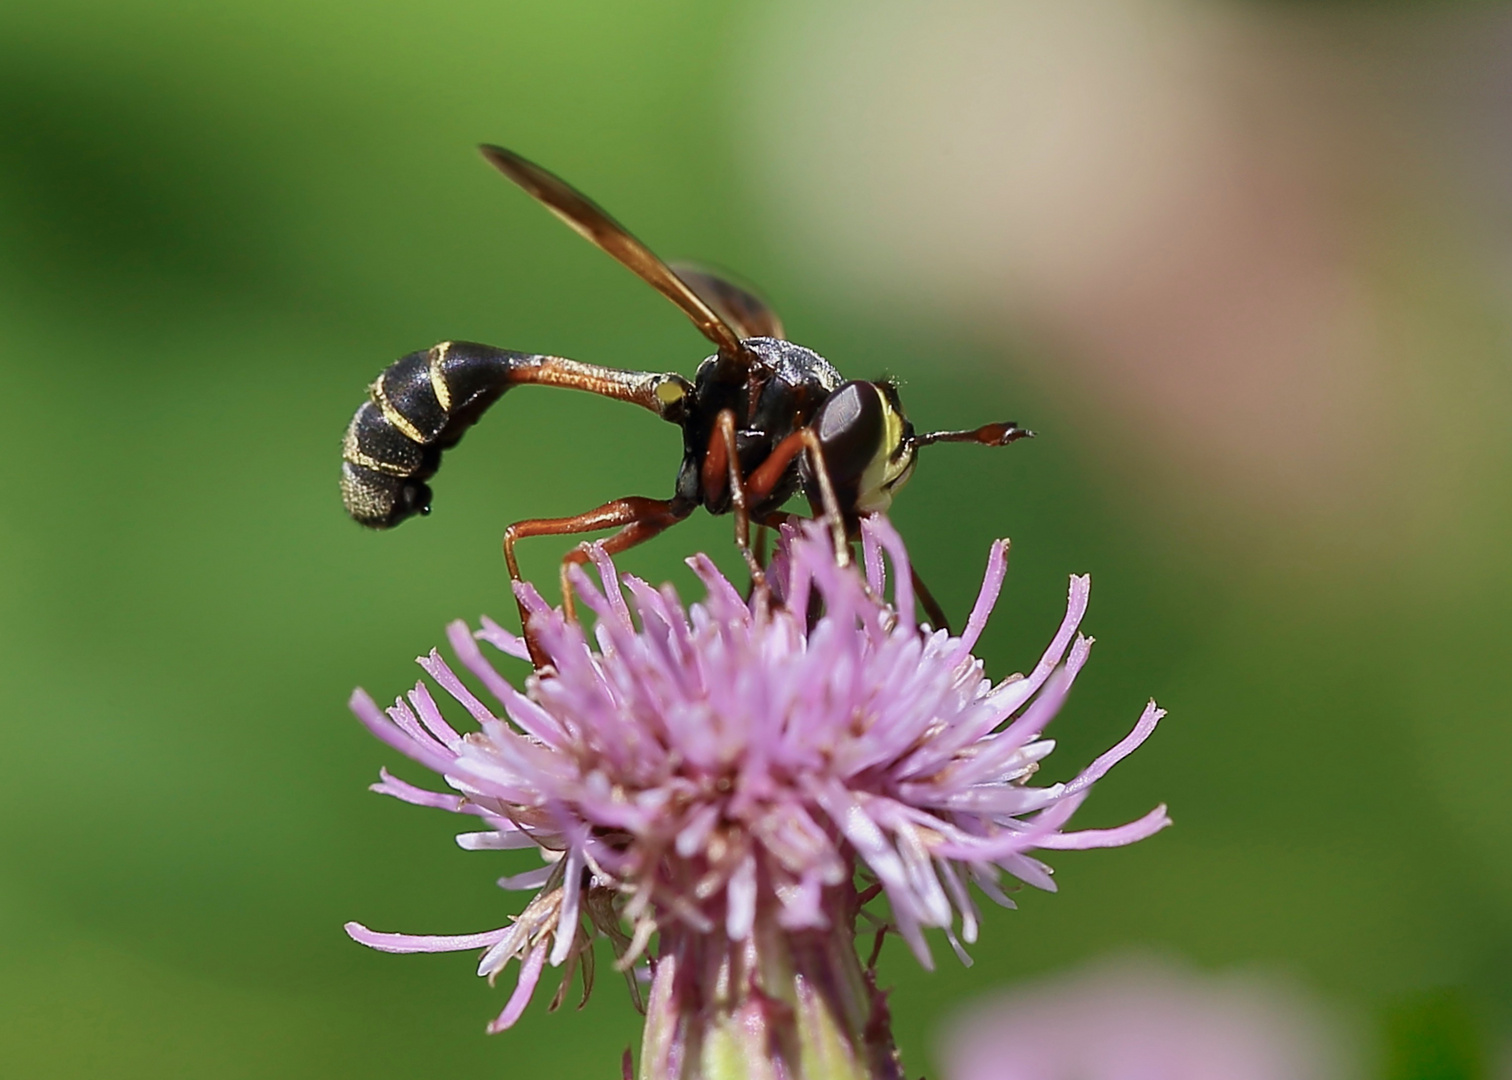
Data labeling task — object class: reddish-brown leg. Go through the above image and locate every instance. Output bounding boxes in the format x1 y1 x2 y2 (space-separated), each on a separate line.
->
503 496 690 666
710 409 768 590
744 427 849 565
556 504 691 618
910 565 951 634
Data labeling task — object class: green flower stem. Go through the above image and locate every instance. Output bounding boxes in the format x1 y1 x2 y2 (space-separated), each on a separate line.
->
639 881 902 1080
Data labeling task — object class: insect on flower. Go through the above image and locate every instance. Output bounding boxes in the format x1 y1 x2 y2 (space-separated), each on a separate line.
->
346 518 1168 1077
339 145 1033 650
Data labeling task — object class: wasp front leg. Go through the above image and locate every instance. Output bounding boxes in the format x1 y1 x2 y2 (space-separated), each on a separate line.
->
743 428 851 568
702 409 768 593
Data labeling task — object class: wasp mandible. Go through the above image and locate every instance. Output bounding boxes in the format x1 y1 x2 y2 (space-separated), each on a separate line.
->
341 145 1031 640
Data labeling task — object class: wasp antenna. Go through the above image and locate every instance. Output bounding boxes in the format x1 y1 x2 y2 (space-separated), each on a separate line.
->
912 421 1034 449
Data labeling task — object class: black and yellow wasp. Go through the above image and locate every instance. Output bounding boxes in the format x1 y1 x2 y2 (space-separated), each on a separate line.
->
340 145 1030 641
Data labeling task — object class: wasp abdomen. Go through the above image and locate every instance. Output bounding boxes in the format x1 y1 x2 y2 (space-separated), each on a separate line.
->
341 341 536 528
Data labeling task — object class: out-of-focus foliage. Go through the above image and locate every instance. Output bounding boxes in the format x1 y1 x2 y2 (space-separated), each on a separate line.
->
1383 992 1490 1080
2 1 1509 1078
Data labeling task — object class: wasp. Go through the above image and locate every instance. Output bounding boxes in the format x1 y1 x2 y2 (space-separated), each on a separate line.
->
341 145 1030 646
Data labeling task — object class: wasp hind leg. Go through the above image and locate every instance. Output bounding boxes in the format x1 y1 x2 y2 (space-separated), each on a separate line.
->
503 496 691 668
909 566 951 635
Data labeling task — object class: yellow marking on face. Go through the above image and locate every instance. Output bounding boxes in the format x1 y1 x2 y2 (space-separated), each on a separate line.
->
429 341 453 412
853 393 916 514
371 380 428 445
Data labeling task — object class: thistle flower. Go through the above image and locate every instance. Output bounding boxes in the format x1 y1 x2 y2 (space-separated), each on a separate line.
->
346 518 1168 1080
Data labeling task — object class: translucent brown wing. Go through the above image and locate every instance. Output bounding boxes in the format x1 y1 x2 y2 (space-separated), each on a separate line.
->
669 263 786 341
479 145 747 360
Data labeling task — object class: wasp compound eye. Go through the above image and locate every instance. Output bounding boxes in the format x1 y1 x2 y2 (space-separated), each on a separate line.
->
813 381 886 486
809 380 918 517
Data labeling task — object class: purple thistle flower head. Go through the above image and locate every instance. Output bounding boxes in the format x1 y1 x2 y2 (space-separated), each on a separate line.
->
347 517 1168 1077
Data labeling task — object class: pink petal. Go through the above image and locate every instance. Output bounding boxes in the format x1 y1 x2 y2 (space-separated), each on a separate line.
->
349 689 457 776
476 615 532 661
550 848 585 966
408 680 462 747
726 854 758 940
865 515 915 632
1064 701 1166 797
440 623 522 726
369 768 463 812
986 574 1091 717
495 865 556 889
1037 805 1172 850
947 538 1009 664
487 942 549 1033
345 922 511 953
457 830 536 852
860 516 887 596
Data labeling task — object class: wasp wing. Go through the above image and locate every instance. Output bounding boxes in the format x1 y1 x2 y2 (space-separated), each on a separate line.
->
479 145 748 362
669 263 785 342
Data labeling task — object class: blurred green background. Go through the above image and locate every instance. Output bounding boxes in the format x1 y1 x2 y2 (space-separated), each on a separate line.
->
2 1 1511 1077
